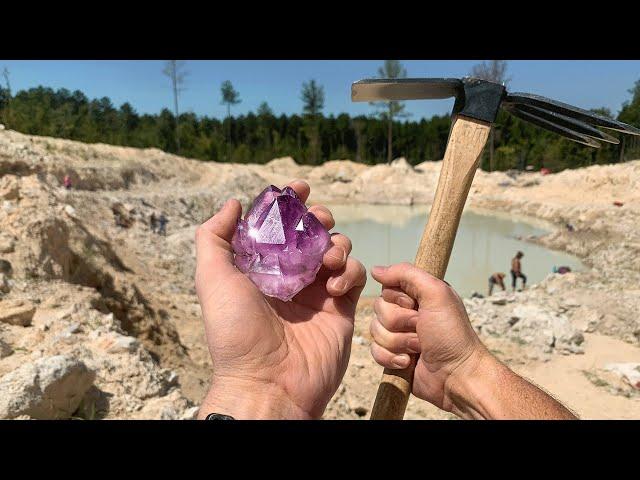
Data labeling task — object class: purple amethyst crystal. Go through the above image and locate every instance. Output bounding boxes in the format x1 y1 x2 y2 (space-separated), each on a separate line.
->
231 185 332 301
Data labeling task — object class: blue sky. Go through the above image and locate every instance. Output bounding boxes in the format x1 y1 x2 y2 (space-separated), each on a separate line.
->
1 60 638 120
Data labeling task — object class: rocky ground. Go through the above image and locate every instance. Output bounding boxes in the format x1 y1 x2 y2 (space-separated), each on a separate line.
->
1 126 639 419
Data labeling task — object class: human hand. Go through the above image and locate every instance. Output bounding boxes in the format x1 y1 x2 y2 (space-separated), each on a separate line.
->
196 180 366 419
369 263 490 414
369 263 577 419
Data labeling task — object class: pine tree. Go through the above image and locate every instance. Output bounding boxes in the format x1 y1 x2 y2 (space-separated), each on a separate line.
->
371 60 410 164
2 67 12 127
162 60 187 154
220 80 241 160
300 79 325 164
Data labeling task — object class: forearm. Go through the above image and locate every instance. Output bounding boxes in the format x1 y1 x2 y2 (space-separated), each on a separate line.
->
446 350 578 420
197 376 313 420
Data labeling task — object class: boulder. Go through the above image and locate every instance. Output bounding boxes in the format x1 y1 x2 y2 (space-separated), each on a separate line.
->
0 300 36 326
0 354 96 419
0 339 12 358
0 259 12 274
94 331 140 354
264 156 299 172
132 389 195 420
0 175 19 200
390 157 414 173
0 273 10 294
0 233 15 254
570 307 601 333
509 304 584 355
604 363 640 390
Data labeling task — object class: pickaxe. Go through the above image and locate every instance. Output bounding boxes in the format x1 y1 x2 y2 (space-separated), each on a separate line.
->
351 76 640 420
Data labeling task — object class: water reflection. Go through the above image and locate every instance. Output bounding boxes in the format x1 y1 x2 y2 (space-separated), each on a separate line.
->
329 204 584 298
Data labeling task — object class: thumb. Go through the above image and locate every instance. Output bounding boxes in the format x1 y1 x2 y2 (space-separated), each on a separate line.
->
195 199 242 286
371 262 445 305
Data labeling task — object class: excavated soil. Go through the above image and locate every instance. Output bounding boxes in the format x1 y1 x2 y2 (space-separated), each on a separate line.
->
1 128 639 419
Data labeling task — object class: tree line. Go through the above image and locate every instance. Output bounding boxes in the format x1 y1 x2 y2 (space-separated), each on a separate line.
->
0 61 639 171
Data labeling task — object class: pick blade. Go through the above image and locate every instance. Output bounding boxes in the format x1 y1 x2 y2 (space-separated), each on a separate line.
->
504 105 601 148
507 103 620 145
351 78 463 102
506 92 640 136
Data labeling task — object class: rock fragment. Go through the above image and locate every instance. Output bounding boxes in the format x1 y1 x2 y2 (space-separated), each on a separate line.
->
0 300 36 326
0 354 96 419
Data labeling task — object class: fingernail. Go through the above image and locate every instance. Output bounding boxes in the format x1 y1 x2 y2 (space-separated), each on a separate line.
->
372 266 388 275
392 355 410 368
330 277 347 291
326 246 346 263
407 337 421 353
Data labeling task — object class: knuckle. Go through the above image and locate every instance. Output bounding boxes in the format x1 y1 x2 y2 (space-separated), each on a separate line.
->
391 314 407 332
353 259 367 278
398 261 413 272
324 245 345 264
370 343 386 365
433 279 452 297
405 268 424 285
335 234 352 252
373 297 383 314
389 332 404 351
369 317 380 339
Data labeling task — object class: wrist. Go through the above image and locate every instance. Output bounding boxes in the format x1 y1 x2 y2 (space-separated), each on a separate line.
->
444 347 510 420
197 376 313 420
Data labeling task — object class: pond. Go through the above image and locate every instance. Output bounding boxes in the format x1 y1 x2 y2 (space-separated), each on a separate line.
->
329 204 585 298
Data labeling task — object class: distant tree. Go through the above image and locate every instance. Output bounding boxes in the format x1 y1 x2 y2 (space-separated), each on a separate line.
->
220 80 241 118
162 60 187 154
371 60 410 164
220 80 241 160
470 60 511 86
2 67 12 127
119 102 140 144
351 117 367 163
257 101 273 117
470 60 511 171
617 79 640 162
300 79 325 164
301 79 324 117
256 102 274 159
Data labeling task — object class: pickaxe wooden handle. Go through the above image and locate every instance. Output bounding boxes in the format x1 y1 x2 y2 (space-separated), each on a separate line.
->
369 115 491 420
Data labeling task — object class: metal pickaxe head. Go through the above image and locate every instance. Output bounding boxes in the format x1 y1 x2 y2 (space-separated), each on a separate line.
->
352 77 640 147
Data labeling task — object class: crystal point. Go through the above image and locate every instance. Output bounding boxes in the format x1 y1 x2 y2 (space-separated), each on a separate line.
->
232 186 332 301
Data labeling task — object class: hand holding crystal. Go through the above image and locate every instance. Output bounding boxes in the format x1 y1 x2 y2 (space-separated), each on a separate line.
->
195 180 367 419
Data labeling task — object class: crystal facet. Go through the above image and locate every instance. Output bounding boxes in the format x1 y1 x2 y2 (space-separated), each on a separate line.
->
232 185 332 301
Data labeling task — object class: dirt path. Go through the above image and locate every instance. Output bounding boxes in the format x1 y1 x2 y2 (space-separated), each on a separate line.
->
514 333 640 419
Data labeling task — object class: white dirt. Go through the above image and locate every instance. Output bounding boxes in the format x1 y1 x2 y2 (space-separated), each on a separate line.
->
1 128 639 419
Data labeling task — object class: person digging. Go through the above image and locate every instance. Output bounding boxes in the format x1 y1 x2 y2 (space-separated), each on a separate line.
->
488 272 506 296
511 251 527 292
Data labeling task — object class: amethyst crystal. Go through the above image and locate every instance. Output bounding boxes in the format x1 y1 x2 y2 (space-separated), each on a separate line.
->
231 185 332 301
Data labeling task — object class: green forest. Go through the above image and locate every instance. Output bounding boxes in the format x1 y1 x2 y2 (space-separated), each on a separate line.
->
1 61 639 172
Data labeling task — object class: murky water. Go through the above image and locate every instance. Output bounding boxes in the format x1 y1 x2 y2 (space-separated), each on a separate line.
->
329 204 584 298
